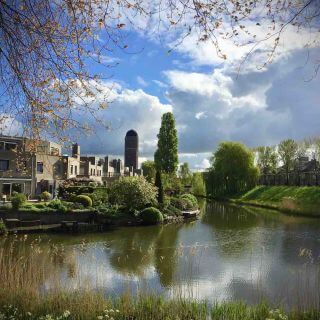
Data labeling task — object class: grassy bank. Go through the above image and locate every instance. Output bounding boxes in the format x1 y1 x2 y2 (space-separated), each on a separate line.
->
232 186 320 216
1 294 320 320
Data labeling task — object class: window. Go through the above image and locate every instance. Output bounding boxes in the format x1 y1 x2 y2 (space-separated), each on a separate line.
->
0 160 9 171
2 184 11 195
75 166 77 175
70 165 73 174
5 143 17 151
37 162 43 173
50 147 59 155
12 183 23 193
0 142 4 151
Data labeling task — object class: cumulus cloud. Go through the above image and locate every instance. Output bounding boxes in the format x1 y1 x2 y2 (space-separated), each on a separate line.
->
164 49 320 155
75 82 172 157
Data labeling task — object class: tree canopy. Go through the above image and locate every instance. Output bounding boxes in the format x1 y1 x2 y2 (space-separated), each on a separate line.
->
206 141 258 196
141 160 156 182
154 112 178 174
256 146 278 174
278 139 298 183
178 162 192 185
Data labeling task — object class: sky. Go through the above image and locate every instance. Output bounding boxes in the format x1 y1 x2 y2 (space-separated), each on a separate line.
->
2 7 320 170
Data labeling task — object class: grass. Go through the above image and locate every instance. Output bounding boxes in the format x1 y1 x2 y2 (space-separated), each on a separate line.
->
233 186 320 216
0 235 319 319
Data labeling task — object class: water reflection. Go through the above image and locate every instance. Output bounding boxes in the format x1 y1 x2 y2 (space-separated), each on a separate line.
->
2 201 320 309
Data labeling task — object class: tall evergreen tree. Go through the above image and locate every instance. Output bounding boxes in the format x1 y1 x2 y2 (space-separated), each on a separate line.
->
154 112 178 174
155 170 164 204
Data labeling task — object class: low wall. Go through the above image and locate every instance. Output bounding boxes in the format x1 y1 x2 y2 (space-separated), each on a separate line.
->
0 210 95 225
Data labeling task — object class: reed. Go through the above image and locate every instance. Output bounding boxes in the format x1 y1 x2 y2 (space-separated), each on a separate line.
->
0 235 319 319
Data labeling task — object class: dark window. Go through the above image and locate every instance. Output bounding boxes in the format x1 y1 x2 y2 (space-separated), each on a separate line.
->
37 162 43 173
5 143 17 151
2 184 10 195
12 183 22 193
70 165 73 174
75 166 77 175
0 142 4 151
0 160 9 171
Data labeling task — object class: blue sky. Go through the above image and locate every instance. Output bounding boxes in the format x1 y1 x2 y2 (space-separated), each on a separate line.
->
1 12 320 170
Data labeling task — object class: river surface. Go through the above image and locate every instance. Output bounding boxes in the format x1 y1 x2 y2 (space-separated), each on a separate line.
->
2 201 320 309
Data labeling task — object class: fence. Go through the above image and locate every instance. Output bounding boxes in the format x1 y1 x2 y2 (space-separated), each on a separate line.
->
259 171 320 187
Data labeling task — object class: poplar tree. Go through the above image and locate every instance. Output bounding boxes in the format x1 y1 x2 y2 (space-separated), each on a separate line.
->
154 112 178 174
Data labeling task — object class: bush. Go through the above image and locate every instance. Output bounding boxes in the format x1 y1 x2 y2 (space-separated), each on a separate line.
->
81 189 107 207
47 199 67 212
33 203 47 209
170 197 194 211
11 193 27 210
140 207 163 225
0 219 7 235
40 191 51 201
96 204 121 217
180 194 198 209
74 195 92 207
108 176 158 212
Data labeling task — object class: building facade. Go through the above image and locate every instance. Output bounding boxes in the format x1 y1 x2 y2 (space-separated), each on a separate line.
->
124 129 138 171
0 130 140 197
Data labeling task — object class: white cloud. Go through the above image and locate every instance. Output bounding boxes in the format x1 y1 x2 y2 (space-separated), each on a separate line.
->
0 114 22 136
163 49 320 155
74 82 172 157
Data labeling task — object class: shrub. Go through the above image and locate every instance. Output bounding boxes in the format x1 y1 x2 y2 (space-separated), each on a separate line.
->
81 189 107 207
33 203 48 209
140 207 163 225
166 204 183 216
180 194 198 209
170 197 194 211
74 195 92 207
108 176 158 212
11 193 27 210
47 199 67 212
0 219 7 235
40 191 51 201
96 204 121 217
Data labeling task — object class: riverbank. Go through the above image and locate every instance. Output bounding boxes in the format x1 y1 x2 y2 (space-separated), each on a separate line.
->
230 186 320 217
0 292 319 320
0 207 199 233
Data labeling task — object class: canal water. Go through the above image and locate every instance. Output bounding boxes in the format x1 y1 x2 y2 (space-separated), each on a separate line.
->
2 201 320 309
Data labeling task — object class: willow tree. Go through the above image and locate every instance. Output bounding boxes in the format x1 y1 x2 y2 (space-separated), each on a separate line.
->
209 141 259 196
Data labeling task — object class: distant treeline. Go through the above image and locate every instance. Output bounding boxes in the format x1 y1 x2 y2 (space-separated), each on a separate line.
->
204 138 320 198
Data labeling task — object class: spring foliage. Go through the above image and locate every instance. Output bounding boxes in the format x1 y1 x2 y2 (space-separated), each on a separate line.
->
108 176 158 212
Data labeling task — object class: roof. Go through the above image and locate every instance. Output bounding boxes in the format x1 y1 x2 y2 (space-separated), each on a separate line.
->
126 129 138 137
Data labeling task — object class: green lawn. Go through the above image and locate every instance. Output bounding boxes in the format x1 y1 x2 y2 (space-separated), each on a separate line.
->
235 186 320 216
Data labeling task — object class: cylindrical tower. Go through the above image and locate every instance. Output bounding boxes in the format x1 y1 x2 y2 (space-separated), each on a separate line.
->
124 130 138 170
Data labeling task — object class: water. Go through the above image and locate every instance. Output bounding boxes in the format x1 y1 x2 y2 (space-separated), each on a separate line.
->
3 201 320 308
